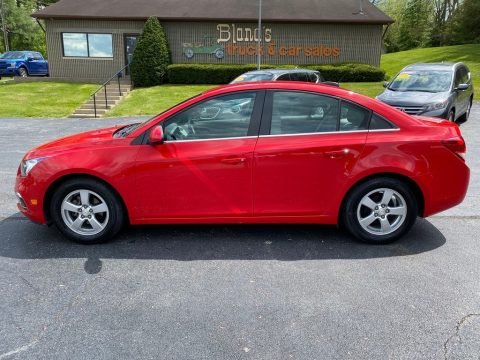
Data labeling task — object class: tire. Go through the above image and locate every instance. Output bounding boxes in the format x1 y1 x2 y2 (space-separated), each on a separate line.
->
50 178 125 244
448 109 455 122
461 98 473 122
18 67 28 77
342 177 418 244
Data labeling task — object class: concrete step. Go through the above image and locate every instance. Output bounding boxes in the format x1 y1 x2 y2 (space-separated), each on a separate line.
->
69 115 98 119
92 96 122 101
73 108 109 115
78 103 115 110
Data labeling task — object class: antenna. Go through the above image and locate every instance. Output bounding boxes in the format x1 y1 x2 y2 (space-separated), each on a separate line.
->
353 0 365 15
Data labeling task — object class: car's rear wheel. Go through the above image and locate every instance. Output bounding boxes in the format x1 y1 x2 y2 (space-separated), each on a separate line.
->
50 178 124 244
18 67 28 77
342 177 418 244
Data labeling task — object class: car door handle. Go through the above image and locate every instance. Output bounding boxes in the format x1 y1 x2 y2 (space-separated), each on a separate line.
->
221 157 247 165
324 149 350 159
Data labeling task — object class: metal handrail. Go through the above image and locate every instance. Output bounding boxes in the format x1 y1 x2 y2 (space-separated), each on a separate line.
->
91 63 132 118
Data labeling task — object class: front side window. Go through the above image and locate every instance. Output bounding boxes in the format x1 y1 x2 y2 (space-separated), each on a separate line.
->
163 92 257 141
270 91 340 135
62 33 113 58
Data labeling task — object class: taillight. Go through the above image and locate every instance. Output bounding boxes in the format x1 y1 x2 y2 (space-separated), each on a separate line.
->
442 137 466 161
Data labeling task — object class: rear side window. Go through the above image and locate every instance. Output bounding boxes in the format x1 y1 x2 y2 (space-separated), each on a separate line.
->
291 72 309 82
339 101 370 132
307 72 320 83
270 91 339 135
276 74 291 81
369 113 397 130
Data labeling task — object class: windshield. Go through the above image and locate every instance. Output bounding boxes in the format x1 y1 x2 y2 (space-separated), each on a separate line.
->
388 70 453 93
231 73 274 83
0 51 26 60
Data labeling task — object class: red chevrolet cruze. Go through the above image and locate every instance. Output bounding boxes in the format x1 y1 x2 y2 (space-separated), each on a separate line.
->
15 82 469 244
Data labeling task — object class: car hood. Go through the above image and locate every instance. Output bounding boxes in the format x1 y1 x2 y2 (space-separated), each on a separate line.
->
377 89 450 106
25 125 124 159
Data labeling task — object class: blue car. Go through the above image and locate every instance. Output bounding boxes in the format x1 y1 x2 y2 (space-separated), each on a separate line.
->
0 51 49 78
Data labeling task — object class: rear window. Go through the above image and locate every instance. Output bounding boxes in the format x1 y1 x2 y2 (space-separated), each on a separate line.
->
231 73 274 83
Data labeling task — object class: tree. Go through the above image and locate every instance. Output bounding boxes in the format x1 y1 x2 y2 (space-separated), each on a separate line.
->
430 0 462 45
130 16 171 87
0 0 59 55
444 0 480 44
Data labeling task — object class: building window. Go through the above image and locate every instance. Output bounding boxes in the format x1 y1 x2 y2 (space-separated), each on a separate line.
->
62 33 113 58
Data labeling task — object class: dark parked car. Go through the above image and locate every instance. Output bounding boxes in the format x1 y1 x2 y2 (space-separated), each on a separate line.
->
376 63 474 122
0 51 49 78
231 69 339 87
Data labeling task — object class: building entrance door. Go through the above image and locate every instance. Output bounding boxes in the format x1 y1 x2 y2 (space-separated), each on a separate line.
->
124 35 139 74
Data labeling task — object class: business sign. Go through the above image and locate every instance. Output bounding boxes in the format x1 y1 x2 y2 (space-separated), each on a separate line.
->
217 24 341 58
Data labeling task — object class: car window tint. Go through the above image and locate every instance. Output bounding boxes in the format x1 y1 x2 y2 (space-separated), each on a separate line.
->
270 91 339 135
296 73 309 82
370 113 397 130
163 92 257 141
307 72 319 83
276 74 291 81
339 101 370 132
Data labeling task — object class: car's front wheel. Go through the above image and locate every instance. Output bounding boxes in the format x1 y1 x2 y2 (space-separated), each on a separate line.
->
50 178 125 244
342 177 418 244
18 67 28 77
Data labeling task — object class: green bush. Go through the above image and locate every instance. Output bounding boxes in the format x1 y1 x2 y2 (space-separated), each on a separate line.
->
167 63 385 84
131 17 171 87
306 63 386 82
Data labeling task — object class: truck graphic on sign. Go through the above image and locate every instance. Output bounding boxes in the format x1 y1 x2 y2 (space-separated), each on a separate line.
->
182 36 225 59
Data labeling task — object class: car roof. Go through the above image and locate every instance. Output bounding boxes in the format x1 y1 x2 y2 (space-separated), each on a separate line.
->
242 69 319 76
402 62 465 71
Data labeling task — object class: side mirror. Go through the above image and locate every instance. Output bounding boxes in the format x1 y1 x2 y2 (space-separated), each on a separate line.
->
148 125 164 145
455 83 470 91
27 57 34 62
383 81 390 88
323 81 340 87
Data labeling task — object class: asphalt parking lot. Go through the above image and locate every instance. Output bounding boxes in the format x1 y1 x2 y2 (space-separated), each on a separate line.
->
0 105 479 360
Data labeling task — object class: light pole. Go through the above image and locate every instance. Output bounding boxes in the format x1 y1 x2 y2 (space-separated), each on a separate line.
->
257 0 262 70
0 0 8 52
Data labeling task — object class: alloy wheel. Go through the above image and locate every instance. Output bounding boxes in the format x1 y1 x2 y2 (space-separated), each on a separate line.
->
356 188 407 236
60 189 109 236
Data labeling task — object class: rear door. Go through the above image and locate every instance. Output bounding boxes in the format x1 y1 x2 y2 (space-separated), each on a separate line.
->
253 90 369 218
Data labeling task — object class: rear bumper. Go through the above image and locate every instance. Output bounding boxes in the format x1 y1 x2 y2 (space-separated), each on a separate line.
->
422 156 470 217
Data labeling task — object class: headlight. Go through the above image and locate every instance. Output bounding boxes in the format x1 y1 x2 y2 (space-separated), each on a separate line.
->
426 99 449 111
8 62 16 68
20 157 47 177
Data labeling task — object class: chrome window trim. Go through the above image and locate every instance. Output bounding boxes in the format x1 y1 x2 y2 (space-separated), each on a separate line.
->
258 128 400 139
164 136 258 144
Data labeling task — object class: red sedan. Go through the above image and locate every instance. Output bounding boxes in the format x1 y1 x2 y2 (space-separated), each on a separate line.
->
15 82 469 244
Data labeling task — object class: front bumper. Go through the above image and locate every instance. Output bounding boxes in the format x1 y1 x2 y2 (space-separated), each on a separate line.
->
15 173 46 224
0 68 17 76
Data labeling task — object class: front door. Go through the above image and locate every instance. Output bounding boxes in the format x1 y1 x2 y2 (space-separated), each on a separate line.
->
254 91 369 218
135 91 264 220
124 35 139 75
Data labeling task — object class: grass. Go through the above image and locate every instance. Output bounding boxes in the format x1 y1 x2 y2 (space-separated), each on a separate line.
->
107 85 215 117
0 82 97 118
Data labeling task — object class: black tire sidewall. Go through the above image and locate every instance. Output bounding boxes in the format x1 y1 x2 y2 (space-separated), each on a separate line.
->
50 179 124 244
343 178 418 244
